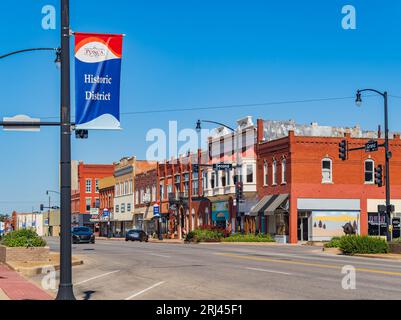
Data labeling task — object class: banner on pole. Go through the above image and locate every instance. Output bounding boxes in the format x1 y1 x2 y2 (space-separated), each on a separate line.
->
75 32 123 129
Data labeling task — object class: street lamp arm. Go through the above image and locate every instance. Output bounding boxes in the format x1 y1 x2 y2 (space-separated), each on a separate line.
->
199 120 235 132
0 48 59 60
46 190 61 195
357 88 386 97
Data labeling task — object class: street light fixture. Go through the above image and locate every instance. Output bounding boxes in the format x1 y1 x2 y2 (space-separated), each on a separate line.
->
196 119 242 234
355 88 392 242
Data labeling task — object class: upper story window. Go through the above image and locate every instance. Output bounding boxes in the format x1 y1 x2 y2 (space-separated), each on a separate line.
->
322 158 332 183
152 186 156 201
365 159 374 183
272 160 277 185
221 170 227 187
246 164 253 183
211 172 215 189
135 190 139 205
115 184 119 196
86 179 92 193
264 161 268 186
159 183 164 200
282 159 287 184
95 179 99 193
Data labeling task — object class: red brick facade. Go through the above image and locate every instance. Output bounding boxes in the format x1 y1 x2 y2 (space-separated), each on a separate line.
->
256 119 401 243
71 162 115 215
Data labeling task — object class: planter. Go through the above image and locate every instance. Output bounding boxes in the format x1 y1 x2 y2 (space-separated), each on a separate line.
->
0 245 50 263
274 235 288 244
389 243 401 254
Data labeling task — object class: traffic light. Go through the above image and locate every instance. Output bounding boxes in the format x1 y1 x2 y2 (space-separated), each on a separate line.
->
338 139 347 160
40 204 44 211
75 129 88 139
235 182 243 200
375 165 383 187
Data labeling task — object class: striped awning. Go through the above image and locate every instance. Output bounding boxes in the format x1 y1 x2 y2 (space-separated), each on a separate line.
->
264 194 289 216
249 195 274 216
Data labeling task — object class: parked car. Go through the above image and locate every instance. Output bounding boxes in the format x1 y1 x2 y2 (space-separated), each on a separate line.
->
72 226 95 244
125 229 149 242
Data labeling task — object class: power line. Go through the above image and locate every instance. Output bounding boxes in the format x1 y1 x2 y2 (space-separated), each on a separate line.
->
39 95 365 120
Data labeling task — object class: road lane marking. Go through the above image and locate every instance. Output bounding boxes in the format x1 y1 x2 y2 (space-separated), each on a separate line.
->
74 270 120 286
148 253 171 258
245 267 292 275
217 253 401 278
124 281 165 300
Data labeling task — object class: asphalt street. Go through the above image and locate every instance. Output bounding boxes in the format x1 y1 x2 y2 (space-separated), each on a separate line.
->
31 237 401 300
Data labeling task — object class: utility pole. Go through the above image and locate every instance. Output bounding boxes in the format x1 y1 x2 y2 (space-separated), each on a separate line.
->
56 0 75 300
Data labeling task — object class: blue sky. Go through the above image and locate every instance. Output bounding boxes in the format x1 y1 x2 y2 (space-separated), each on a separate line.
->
0 0 400 214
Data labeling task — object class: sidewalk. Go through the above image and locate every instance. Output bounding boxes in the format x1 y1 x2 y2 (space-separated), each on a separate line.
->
0 264 53 300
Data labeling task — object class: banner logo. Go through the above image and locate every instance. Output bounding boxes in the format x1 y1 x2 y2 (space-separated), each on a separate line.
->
75 32 123 129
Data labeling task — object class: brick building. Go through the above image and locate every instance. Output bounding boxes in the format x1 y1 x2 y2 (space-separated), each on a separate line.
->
71 161 114 232
134 167 158 234
158 150 210 240
113 157 156 237
98 175 115 237
253 119 401 244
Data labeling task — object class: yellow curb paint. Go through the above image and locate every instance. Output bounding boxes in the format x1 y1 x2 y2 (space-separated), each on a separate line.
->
216 252 401 278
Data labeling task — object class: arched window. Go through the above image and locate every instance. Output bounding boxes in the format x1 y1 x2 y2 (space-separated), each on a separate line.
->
365 159 374 183
281 159 287 184
322 158 332 183
272 159 277 185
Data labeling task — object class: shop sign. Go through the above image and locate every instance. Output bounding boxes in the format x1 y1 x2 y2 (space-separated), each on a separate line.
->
212 201 229 221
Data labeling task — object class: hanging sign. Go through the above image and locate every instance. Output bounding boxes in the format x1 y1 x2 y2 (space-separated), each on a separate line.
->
75 32 123 129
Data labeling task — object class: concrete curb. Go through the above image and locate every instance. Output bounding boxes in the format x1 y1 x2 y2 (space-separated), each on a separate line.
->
352 253 401 260
6 257 84 277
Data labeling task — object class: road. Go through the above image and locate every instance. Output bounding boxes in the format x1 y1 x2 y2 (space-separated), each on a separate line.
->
31 237 401 300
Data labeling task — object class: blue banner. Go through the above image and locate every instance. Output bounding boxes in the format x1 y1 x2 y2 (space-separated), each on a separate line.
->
75 33 123 129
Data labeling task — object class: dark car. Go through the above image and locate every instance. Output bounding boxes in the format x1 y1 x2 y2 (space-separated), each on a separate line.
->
72 226 95 244
125 229 148 242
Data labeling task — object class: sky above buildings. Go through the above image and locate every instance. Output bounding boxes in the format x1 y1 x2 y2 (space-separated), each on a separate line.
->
0 0 401 213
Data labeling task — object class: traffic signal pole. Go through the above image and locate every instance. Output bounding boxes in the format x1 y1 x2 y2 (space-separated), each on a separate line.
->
355 89 392 242
384 92 391 242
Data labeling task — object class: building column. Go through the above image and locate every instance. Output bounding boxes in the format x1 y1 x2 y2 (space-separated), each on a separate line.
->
289 195 298 244
360 198 368 236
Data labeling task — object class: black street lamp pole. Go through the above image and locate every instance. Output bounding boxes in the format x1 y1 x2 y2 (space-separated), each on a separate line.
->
56 0 75 300
356 89 392 242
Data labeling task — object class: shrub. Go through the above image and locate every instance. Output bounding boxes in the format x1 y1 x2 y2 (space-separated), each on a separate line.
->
185 228 223 242
323 236 342 248
339 235 388 255
222 233 275 242
1 229 47 247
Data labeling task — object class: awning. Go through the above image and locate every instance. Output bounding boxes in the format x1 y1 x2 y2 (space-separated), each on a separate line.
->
264 194 289 216
249 195 274 216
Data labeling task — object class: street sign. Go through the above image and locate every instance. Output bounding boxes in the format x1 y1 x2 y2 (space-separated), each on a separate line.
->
153 204 160 218
365 140 378 152
213 163 233 170
103 209 110 217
